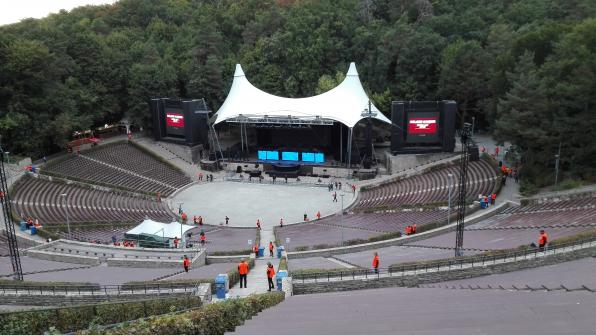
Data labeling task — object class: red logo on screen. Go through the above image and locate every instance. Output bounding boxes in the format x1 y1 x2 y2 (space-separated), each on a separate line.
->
166 113 185 128
408 118 437 134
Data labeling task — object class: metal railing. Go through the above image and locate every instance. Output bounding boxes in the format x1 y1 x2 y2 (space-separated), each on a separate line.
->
0 283 201 296
420 283 596 293
292 237 596 283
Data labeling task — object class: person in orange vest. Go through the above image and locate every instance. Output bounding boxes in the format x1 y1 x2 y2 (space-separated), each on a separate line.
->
253 244 259 258
372 252 380 274
538 230 548 251
256 219 261 230
405 225 412 235
316 211 321 220
181 212 188 223
266 262 275 291
200 232 206 246
269 241 274 257
483 195 489 207
411 223 417 234
183 255 190 273
238 259 249 288
491 193 497 205
173 236 179 249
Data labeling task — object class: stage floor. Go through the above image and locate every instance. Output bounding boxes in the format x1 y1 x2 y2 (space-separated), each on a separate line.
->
171 181 354 228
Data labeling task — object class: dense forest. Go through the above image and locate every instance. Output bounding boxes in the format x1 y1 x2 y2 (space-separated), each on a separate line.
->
0 0 594 191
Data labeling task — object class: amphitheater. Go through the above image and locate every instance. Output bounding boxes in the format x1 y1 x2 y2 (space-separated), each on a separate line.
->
1 135 595 334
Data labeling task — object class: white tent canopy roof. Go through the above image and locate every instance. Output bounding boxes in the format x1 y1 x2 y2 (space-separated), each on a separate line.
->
214 62 391 128
126 219 194 239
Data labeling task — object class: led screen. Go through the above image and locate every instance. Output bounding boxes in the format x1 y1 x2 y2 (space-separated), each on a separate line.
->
302 152 315 162
258 150 267 160
282 152 299 161
406 111 440 143
266 151 279 160
314 153 325 163
166 113 185 128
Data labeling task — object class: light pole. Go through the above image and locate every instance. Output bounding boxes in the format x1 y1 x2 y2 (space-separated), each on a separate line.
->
4 152 10 182
554 142 561 190
61 193 71 239
471 117 475 135
447 174 453 226
176 202 184 248
340 194 345 247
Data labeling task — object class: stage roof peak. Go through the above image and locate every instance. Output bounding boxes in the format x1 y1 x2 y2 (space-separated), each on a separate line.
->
214 62 391 128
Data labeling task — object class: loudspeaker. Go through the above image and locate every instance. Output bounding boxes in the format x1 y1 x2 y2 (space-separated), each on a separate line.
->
442 100 456 152
390 102 405 152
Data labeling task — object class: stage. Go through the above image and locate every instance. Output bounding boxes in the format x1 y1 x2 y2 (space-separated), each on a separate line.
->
171 181 355 228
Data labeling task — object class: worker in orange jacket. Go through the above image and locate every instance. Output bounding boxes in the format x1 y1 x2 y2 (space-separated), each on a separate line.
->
372 252 380 274
316 211 321 220
238 259 249 288
491 193 497 205
266 262 275 291
412 223 417 234
200 233 206 246
181 212 188 222
269 241 274 257
538 230 548 251
183 255 191 272
173 236 179 249
253 244 259 258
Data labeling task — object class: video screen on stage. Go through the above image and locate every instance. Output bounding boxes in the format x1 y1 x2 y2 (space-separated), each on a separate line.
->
406 112 439 143
266 151 279 160
314 153 325 163
282 151 299 161
258 150 267 160
301 152 315 162
165 109 185 136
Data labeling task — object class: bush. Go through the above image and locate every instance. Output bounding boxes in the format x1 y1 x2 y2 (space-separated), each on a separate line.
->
278 256 288 271
0 296 202 335
290 268 357 278
76 292 285 335
294 246 309 251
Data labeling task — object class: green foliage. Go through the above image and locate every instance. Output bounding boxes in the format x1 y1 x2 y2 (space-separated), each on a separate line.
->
0 296 202 335
77 292 285 335
0 0 594 189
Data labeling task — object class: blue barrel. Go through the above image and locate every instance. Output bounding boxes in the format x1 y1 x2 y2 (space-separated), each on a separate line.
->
277 246 285 259
215 274 228 299
276 270 288 291
258 247 265 257
30 226 37 235
19 221 27 231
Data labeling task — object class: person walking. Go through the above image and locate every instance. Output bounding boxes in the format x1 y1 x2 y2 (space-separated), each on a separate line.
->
491 193 497 205
266 262 275 291
183 255 191 273
372 252 380 274
333 192 337 202
173 236 179 249
253 244 259 258
316 211 321 220
225 216 229 225
269 241 274 257
256 219 261 230
200 232 206 246
538 230 549 251
238 259 249 288
279 218 284 227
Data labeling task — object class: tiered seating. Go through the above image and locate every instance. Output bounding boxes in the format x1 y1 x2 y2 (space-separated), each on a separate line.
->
187 226 258 253
315 210 448 233
276 223 382 251
43 155 177 196
83 142 191 189
354 159 497 210
42 142 192 196
0 232 9 256
11 177 174 224
53 225 135 243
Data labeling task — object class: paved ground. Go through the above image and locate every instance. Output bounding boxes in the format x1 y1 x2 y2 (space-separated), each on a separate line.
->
172 181 352 228
440 257 596 288
227 228 280 298
288 257 345 271
164 263 235 281
0 256 79 276
232 287 596 335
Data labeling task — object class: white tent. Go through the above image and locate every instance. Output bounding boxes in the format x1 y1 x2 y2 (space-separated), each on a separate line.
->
126 219 194 239
214 62 391 127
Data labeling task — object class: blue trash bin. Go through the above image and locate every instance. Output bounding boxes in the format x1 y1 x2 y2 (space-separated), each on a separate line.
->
215 274 228 299
277 246 285 259
19 221 27 231
480 200 486 209
258 247 265 257
276 270 288 291
30 226 37 235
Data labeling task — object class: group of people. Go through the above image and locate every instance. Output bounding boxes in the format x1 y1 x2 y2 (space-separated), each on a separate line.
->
479 193 498 208
24 216 43 229
328 181 342 191
197 172 214 182
404 223 417 235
